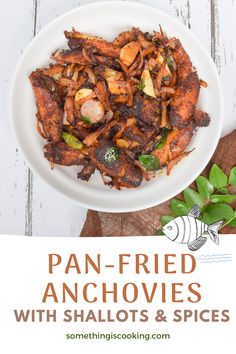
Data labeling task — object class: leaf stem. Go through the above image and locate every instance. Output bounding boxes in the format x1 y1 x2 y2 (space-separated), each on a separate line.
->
201 198 211 210
220 214 236 229
201 185 230 211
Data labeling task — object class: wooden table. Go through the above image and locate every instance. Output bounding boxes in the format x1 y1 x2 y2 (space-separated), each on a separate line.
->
1 0 235 236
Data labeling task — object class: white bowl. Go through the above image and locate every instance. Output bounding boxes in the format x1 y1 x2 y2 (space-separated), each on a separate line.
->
10 1 223 212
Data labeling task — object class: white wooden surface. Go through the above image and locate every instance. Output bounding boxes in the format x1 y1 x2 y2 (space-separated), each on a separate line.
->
0 0 235 236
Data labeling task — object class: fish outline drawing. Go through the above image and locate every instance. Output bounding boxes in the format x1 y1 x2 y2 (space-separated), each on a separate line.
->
162 205 224 251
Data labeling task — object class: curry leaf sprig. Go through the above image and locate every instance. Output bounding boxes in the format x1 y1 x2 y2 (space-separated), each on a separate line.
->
157 164 236 235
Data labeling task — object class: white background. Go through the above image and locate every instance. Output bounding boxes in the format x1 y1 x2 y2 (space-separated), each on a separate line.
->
1 0 236 236
0 235 234 353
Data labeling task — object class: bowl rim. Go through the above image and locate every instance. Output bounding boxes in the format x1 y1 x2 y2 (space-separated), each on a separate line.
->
9 0 224 212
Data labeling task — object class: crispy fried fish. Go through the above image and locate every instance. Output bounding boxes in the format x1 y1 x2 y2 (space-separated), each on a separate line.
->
29 70 63 142
44 142 85 166
169 39 200 128
133 93 160 128
90 139 143 188
51 49 89 65
65 30 121 58
152 124 194 166
77 163 96 181
193 110 210 127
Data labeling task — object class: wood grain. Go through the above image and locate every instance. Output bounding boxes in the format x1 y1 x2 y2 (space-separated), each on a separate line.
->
80 130 236 237
25 0 37 237
0 0 88 237
0 0 35 235
27 0 88 237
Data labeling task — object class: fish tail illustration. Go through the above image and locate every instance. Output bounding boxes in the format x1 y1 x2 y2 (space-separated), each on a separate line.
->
207 220 224 245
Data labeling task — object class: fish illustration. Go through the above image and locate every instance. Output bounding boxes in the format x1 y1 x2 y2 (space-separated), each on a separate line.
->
162 205 223 251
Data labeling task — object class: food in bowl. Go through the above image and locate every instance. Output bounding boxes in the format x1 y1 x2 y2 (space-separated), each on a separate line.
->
29 27 210 189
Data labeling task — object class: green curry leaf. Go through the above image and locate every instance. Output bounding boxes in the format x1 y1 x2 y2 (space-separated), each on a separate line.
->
170 199 189 217
209 164 228 188
196 176 214 198
160 215 174 226
139 155 160 171
202 203 234 224
229 167 236 186
183 188 204 207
